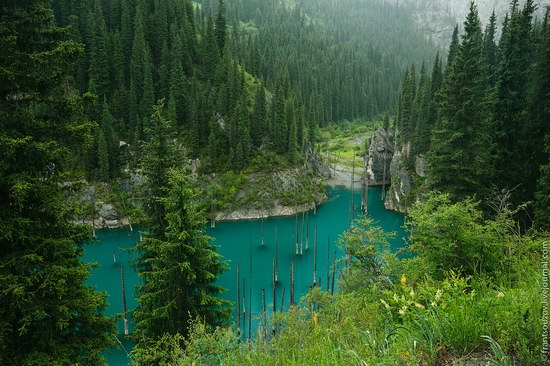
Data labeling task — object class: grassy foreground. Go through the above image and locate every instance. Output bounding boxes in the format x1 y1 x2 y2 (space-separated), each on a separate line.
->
131 193 546 366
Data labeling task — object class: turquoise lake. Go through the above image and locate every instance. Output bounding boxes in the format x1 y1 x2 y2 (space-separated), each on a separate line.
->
83 186 405 365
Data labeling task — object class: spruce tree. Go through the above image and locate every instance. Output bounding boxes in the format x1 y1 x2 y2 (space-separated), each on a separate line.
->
428 2 492 199
251 82 267 147
159 41 171 100
272 81 287 154
130 3 149 106
215 0 227 54
0 2 114 363
89 0 110 100
207 114 221 170
111 33 127 126
529 6 550 222
101 99 119 179
202 15 220 79
427 53 443 148
120 0 134 82
296 101 305 150
307 114 317 149
446 25 460 74
383 113 390 131
413 63 432 155
134 169 230 341
128 80 140 141
141 61 155 127
232 94 251 169
397 67 415 150
97 128 110 181
169 60 188 129
482 11 498 87
141 101 179 238
288 110 299 164
493 0 536 204
431 53 443 94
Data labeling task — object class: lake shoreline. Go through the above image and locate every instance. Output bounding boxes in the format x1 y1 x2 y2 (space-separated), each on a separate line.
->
83 176 390 229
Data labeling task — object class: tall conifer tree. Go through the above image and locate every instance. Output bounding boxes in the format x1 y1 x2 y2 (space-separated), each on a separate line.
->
251 82 267 147
428 2 492 199
215 0 227 54
493 0 536 204
134 169 230 341
0 2 114 363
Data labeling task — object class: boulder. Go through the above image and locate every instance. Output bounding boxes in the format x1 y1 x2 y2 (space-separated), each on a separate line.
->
97 203 118 221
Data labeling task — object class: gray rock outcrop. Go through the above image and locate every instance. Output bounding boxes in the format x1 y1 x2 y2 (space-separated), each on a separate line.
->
97 203 118 221
383 148 428 213
365 128 394 186
386 0 550 48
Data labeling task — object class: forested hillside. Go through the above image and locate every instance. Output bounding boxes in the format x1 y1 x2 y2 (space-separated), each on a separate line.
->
217 0 436 123
51 0 438 182
52 0 317 179
392 0 550 228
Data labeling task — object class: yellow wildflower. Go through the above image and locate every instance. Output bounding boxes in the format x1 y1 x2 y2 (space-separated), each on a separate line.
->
313 312 318 331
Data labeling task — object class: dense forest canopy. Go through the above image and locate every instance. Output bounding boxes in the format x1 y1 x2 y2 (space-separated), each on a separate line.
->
211 0 438 122
49 0 439 182
394 0 550 228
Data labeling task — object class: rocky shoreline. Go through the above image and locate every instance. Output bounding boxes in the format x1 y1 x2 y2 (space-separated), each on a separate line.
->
75 127 424 230
214 199 325 222
80 189 329 229
75 148 337 229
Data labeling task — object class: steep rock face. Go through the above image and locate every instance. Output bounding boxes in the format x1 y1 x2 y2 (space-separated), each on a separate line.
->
383 147 427 213
415 154 428 177
386 0 550 48
366 128 394 186
384 149 410 212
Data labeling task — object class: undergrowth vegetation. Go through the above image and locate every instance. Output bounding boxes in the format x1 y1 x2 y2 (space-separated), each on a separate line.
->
132 193 546 365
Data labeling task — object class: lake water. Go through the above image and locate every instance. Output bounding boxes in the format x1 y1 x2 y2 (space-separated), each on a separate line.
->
83 186 405 365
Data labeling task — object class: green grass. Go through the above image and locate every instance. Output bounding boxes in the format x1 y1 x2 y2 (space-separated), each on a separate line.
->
317 118 381 169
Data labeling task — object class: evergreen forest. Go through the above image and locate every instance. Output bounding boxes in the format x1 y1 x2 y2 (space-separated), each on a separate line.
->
0 0 549 365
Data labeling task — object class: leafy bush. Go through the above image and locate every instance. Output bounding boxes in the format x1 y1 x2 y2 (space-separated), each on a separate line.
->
406 193 506 279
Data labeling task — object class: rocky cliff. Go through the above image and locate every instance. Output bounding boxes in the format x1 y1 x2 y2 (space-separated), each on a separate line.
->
387 0 550 48
364 127 428 213
365 128 394 186
211 148 330 221
383 148 428 213
71 147 332 228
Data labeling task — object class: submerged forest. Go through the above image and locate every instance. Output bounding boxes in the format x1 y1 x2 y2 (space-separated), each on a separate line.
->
1 0 549 365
